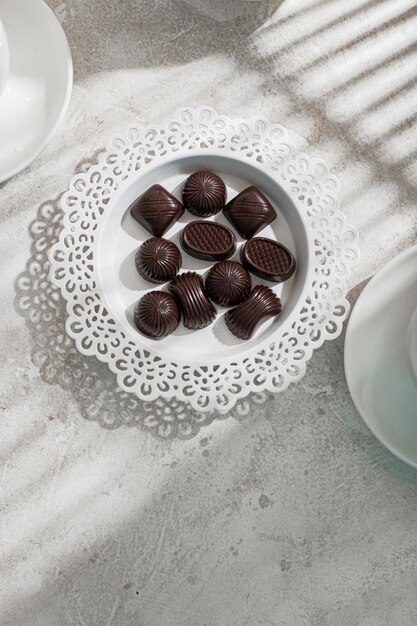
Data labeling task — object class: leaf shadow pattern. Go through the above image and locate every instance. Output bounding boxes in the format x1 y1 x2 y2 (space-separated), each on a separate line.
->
14 152 268 440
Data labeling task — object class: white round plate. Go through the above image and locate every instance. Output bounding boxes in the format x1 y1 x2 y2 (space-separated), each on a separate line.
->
49 107 358 413
345 245 417 468
0 0 72 183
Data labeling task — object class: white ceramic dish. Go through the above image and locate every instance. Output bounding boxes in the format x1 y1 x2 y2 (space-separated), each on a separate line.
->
345 245 417 468
49 107 358 413
0 0 72 183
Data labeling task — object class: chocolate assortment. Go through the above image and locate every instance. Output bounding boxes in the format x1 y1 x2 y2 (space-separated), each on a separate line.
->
205 260 251 307
130 184 184 237
129 171 296 340
134 291 180 338
170 272 216 330
183 170 227 217
224 285 282 340
135 237 181 284
180 220 236 262
241 237 296 283
223 186 277 239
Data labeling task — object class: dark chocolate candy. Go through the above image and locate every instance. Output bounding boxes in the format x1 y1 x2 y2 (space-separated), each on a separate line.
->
170 272 216 330
205 260 251 307
134 291 180 339
135 237 181 284
182 171 227 217
130 184 184 237
224 285 282 340
223 186 277 239
240 237 296 283
180 220 236 262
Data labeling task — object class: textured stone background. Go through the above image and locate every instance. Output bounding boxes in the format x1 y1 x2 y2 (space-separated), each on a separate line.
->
1 0 417 624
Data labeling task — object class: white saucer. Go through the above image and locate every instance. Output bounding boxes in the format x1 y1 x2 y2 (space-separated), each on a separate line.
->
0 0 72 183
345 246 417 468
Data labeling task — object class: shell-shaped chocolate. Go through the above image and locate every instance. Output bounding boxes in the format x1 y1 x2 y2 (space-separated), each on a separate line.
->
134 291 180 339
183 171 227 217
170 272 216 330
135 238 181 284
223 186 277 239
241 237 296 283
224 285 282 340
180 221 236 262
205 260 251 307
130 184 184 237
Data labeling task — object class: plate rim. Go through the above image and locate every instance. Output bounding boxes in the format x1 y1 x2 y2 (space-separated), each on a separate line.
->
94 148 316 364
0 0 73 183
344 244 417 469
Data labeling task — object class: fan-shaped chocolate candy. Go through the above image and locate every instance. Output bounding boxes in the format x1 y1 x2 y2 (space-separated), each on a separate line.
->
134 291 180 339
130 184 184 237
241 237 296 283
170 272 216 330
183 171 227 217
225 285 282 340
135 238 181 284
205 260 251 307
224 186 277 239
180 221 236 262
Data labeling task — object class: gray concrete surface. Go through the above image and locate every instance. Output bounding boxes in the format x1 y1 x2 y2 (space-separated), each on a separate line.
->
2 0 417 624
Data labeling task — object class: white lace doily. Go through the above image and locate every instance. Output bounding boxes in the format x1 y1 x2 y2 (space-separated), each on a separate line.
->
49 107 359 413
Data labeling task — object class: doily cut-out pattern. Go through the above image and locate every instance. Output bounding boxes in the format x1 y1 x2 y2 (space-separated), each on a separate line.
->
49 107 359 413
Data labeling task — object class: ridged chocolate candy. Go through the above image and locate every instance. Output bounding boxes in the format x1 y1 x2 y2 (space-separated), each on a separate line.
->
135 238 181 284
182 170 227 217
180 221 236 262
134 291 180 339
223 186 277 239
241 237 296 283
130 184 184 237
205 260 251 307
170 272 216 330
225 285 282 340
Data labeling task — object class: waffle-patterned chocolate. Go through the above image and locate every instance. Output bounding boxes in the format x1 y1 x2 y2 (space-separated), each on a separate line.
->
225 285 282 340
180 220 236 262
241 237 296 283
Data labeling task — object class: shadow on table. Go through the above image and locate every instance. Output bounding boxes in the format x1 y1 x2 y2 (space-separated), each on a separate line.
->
4 312 417 626
61 0 284 80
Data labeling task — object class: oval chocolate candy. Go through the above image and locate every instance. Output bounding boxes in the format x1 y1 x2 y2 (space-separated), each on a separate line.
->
170 271 216 330
180 220 236 262
240 237 296 283
225 285 282 340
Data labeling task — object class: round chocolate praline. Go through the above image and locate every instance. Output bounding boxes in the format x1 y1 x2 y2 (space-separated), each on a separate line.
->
205 260 251 307
135 237 181 284
134 291 180 339
182 170 227 217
